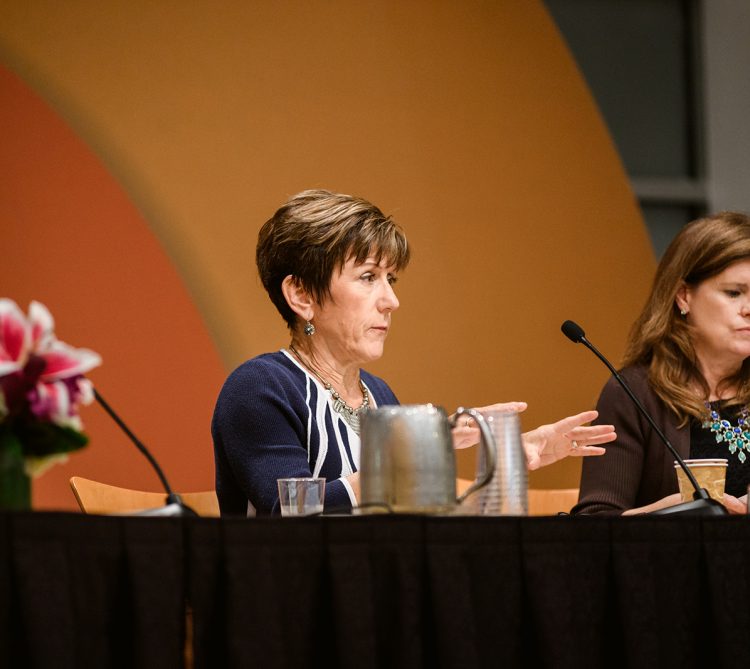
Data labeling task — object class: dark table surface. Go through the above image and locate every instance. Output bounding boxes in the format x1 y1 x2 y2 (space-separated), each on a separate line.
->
3 512 750 669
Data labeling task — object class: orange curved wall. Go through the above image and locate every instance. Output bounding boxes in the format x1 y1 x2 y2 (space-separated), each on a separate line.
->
0 1 654 508
0 65 227 507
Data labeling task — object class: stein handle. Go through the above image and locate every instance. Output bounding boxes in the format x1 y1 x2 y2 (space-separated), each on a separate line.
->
452 407 497 504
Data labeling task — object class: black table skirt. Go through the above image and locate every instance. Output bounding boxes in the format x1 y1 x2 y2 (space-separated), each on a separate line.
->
3 512 750 669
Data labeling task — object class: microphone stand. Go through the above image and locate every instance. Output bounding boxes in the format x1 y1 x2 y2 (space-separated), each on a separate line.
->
94 389 197 517
561 320 727 517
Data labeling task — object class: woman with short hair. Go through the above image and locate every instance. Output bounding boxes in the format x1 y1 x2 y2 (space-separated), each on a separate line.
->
213 189 614 515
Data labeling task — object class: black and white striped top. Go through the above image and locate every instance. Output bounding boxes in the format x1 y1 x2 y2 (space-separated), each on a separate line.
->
212 349 399 515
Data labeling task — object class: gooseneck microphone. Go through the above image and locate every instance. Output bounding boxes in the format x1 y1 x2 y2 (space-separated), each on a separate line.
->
94 389 197 516
561 320 727 516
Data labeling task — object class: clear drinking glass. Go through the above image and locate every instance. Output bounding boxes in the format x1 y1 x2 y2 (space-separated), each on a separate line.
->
277 477 325 516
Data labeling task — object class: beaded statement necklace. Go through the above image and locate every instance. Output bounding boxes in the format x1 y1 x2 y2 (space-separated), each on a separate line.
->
702 402 750 463
288 345 370 435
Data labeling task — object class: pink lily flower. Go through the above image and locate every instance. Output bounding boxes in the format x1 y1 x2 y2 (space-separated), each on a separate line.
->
0 299 101 430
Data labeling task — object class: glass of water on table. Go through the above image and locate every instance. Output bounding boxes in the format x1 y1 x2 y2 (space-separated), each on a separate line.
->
277 478 326 516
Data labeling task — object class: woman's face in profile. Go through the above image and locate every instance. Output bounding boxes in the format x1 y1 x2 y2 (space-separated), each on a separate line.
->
312 255 400 366
679 258 750 368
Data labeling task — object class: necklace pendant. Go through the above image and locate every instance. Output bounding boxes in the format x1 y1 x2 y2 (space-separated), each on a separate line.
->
704 402 750 463
289 344 369 433
332 396 349 415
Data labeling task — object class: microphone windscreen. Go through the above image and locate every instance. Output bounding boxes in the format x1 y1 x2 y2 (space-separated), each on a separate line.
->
561 320 586 343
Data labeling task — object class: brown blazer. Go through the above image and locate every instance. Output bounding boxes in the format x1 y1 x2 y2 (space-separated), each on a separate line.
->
573 364 689 515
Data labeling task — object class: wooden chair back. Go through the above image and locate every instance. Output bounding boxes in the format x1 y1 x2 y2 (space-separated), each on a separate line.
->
527 487 580 516
69 476 220 517
456 478 579 515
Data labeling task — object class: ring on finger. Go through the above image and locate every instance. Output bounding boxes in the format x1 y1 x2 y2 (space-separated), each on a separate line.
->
571 439 580 450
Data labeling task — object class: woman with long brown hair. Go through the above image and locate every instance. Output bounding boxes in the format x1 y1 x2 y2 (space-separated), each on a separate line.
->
574 211 750 515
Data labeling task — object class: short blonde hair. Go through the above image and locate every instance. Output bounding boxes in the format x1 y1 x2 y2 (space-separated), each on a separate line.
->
256 189 410 329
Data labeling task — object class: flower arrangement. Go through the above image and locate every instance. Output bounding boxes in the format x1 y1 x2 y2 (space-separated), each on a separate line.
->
0 299 101 508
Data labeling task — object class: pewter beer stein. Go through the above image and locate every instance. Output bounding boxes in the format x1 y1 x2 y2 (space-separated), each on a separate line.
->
359 404 496 514
469 410 528 515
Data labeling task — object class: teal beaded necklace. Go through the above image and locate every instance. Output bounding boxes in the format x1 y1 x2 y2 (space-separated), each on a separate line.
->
703 403 750 463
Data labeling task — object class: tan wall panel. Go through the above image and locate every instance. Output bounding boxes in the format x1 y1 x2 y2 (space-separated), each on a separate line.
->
0 1 654 491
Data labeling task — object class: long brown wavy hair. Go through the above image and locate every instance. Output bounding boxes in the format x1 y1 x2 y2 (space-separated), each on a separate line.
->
623 211 750 424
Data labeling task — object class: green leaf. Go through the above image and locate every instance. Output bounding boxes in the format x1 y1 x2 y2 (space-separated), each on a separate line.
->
12 421 88 457
0 425 23 458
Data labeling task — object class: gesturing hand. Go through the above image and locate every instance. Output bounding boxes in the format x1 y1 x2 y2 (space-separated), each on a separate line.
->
522 410 615 471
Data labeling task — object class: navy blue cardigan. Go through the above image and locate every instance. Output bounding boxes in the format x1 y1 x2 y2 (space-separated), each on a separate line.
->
212 350 399 515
